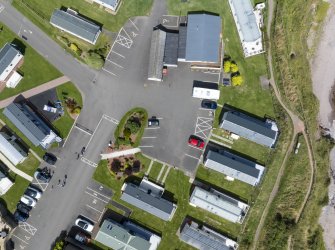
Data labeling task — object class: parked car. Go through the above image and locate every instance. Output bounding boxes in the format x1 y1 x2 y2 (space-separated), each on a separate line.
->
188 135 205 149
17 202 32 214
201 100 217 110
75 218 94 233
148 116 159 127
43 153 57 165
74 232 90 244
25 186 42 200
14 210 29 222
34 169 51 183
20 195 37 208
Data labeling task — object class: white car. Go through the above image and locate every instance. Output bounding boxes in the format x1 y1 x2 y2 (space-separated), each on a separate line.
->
25 186 42 200
20 195 37 207
75 218 94 233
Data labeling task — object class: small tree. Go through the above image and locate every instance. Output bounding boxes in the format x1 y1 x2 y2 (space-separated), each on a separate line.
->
223 60 231 73
232 75 243 86
125 119 140 134
71 106 81 114
111 159 122 173
53 240 64 250
230 63 239 73
123 127 131 139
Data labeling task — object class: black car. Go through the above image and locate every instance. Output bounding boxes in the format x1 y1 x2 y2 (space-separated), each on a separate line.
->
34 170 51 183
201 100 218 110
17 202 32 214
14 210 29 222
148 116 159 127
43 153 57 165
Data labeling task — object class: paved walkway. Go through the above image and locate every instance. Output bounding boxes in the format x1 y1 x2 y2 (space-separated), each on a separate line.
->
0 152 33 182
101 148 141 160
0 76 70 108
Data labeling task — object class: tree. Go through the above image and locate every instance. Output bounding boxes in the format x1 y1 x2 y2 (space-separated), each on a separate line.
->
111 159 122 173
223 60 231 73
232 75 243 86
230 63 239 73
53 240 64 250
125 119 140 134
85 52 104 69
123 127 131 139
72 106 81 114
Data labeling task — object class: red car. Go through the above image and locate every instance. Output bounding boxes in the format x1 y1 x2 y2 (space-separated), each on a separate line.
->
188 135 205 149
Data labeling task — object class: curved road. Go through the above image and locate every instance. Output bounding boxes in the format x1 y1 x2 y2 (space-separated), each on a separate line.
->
251 0 315 248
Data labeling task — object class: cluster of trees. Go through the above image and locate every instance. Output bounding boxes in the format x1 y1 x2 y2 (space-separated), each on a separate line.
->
111 157 141 178
223 59 243 86
64 97 81 115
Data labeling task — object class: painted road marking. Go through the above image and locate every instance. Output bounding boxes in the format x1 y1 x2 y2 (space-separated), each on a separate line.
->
81 157 98 168
129 18 139 31
107 59 124 68
102 114 119 124
86 204 103 214
86 187 111 200
18 222 37 236
102 67 117 76
111 50 125 58
85 191 109 203
184 154 200 160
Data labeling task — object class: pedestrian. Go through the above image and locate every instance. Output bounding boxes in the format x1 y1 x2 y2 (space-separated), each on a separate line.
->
65 174 67 179
77 153 80 160
58 179 61 186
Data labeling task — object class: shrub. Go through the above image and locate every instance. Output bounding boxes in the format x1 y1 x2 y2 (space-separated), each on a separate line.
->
85 52 104 69
123 127 131 139
59 36 69 46
230 63 239 73
125 119 140 134
111 159 122 173
65 98 77 110
53 240 64 250
72 106 81 114
124 166 133 176
232 75 243 86
223 60 231 73
117 137 132 146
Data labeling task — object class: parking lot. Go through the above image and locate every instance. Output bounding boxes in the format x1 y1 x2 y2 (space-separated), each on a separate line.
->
102 17 143 77
76 180 113 224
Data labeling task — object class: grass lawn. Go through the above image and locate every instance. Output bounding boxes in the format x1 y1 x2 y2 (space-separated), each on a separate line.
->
1 175 30 213
0 110 45 157
0 23 62 100
196 165 254 203
16 153 40 177
53 82 83 138
94 160 241 250
148 162 163 181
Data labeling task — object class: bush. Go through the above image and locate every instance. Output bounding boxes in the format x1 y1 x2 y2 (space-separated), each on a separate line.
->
111 159 122 173
125 119 141 134
230 63 239 73
232 75 243 86
85 52 104 69
72 106 81 114
223 60 231 73
59 36 69 46
69 43 82 56
117 137 132 146
53 240 64 250
123 127 131 139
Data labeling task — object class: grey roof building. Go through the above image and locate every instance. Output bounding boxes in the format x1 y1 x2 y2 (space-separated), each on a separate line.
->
147 29 166 81
3 103 61 149
95 219 161 250
91 0 120 12
50 9 101 44
205 150 265 186
0 132 27 166
180 220 238 250
178 25 187 61
163 32 179 67
121 178 177 221
220 111 279 148
0 44 23 82
185 14 222 63
189 186 249 224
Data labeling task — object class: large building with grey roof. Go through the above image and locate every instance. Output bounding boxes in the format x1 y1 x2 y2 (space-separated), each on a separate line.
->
205 150 265 186
189 186 249 223
183 13 222 64
95 219 161 250
0 43 23 88
220 110 279 148
147 29 166 81
121 178 177 221
0 131 27 166
180 220 238 250
50 8 101 44
3 103 61 149
228 0 265 57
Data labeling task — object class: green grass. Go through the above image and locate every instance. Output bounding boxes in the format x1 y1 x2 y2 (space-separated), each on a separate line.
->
1 175 30 213
0 23 62 100
0 110 45 157
53 82 83 138
196 165 254 203
94 160 241 250
16 153 40 177
148 162 163 181
13 0 153 33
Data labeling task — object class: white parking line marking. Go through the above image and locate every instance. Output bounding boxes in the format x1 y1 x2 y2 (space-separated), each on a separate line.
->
85 191 109 203
12 234 29 245
18 222 37 236
185 154 200 160
74 125 92 135
142 137 157 139
145 127 160 130
86 187 111 200
81 214 97 224
63 114 80 147
86 117 103 149
107 59 124 68
102 114 119 124
195 116 213 139
102 67 117 76
98 207 106 222
129 18 139 31
111 50 125 58
187 144 205 151
81 157 98 168
139 145 154 148
86 204 103 214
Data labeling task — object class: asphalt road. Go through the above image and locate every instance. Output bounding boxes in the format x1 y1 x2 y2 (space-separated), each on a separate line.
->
0 0 220 248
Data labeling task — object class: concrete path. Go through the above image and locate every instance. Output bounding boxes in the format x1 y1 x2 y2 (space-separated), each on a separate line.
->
145 160 154 176
0 152 33 182
100 148 141 159
161 165 171 183
156 164 166 182
0 76 70 108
